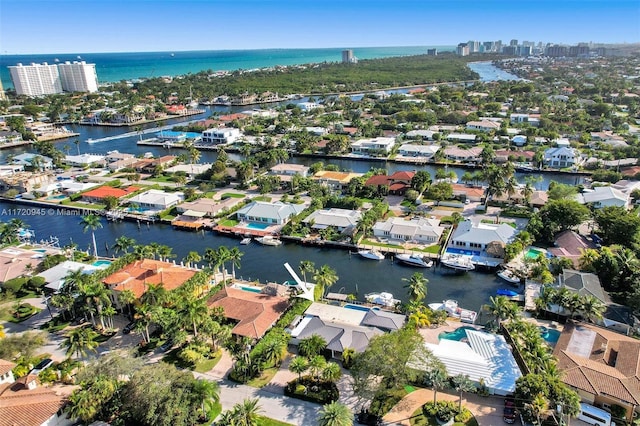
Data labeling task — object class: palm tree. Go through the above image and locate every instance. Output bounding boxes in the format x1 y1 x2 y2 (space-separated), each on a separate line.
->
183 251 201 268
309 355 327 381
298 334 327 358
580 295 605 322
526 393 549 426
180 297 208 337
289 356 309 381
192 378 220 420
425 366 448 404
112 235 136 255
341 347 355 369
228 246 244 279
118 289 136 318
226 398 261 426
299 260 315 285
487 295 520 328
318 401 353 426
321 361 342 383
216 246 231 284
403 272 428 305
79 214 103 257
140 283 168 307
63 327 99 360
451 373 474 413
102 305 116 329
314 264 338 299
260 336 287 368
578 248 600 272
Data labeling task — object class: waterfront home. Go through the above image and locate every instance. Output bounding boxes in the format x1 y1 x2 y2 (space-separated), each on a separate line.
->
297 101 320 111
269 163 310 181
103 259 196 301
107 157 138 172
0 130 23 145
451 184 485 203
0 247 44 283
63 153 105 167
37 260 99 293
176 197 243 218
413 329 522 396
58 180 99 195
105 151 135 163
312 171 363 191
466 119 501 132
25 121 77 141
543 146 584 169
373 217 444 244
577 186 630 209
126 189 184 213
553 321 640 422
206 286 289 340
201 127 241 146
397 144 440 160
0 165 24 177
0 172 55 194
405 129 436 141
511 135 528 146
364 170 415 196
445 133 478 144
164 163 211 178
558 269 608 304
132 155 176 173
449 220 516 251
350 137 396 156
81 185 139 204
11 153 53 170
303 208 362 233
530 190 548 208
548 231 598 268
442 146 482 162
0 359 74 426
236 201 305 226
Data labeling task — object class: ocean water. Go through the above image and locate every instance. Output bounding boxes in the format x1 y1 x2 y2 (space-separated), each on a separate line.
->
0 46 455 89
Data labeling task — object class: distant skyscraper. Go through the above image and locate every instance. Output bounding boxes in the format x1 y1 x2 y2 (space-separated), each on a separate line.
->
57 61 99 93
8 63 62 96
427 48 438 56
510 39 518 47
456 43 469 56
467 41 480 53
342 49 357 64
0 79 6 101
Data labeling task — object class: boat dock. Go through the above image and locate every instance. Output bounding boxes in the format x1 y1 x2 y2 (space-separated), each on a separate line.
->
524 281 542 311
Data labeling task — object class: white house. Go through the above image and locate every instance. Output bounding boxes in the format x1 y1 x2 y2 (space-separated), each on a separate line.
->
466 120 501 132
450 220 516 251
236 201 305 225
303 208 361 232
373 217 444 244
11 153 53 170
397 144 440 159
350 137 396 156
511 135 527 146
297 102 320 111
63 153 106 167
37 260 100 293
443 146 482 162
127 189 184 212
543 146 583 169
446 133 477 143
510 113 540 127
201 127 241 146
270 163 310 181
577 186 630 209
405 130 435 141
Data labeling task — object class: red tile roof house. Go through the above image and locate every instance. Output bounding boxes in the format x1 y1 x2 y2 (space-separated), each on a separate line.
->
548 230 598 268
103 259 196 301
81 185 139 204
554 321 640 422
365 171 415 195
206 286 289 340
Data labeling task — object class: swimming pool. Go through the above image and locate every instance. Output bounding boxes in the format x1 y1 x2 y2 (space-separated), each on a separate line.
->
525 248 545 260
446 248 480 256
92 260 112 268
46 194 66 200
33 249 47 253
238 285 262 293
344 304 380 312
246 222 270 230
438 326 477 341
539 326 561 344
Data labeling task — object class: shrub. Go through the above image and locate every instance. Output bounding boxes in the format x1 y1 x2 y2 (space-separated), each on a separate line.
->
284 376 338 404
2 277 27 293
370 387 407 416
27 276 47 292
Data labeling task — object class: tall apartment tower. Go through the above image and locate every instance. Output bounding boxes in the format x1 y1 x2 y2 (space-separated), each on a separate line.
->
342 49 357 64
510 39 518 47
456 43 469 56
0 79 6 101
57 61 99 93
467 41 480 53
8 63 62 96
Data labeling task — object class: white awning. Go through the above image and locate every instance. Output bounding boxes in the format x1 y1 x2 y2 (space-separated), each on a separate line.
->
182 209 207 218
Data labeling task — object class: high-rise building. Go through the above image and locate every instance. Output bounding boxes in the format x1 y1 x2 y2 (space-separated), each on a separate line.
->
545 45 568 57
57 61 99 93
483 41 496 53
341 49 357 64
467 40 480 53
8 63 62 96
456 43 469 56
427 48 438 56
0 79 6 101
510 39 518 47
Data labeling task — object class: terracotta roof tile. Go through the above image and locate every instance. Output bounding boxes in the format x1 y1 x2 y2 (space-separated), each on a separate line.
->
103 259 196 298
0 360 16 377
0 383 74 426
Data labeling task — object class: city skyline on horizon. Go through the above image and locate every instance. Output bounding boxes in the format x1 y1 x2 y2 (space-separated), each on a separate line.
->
1 0 638 55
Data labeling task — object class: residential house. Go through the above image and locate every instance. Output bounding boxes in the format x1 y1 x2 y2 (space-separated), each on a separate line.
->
132 156 176 173
164 163 211 178
206 286 289 340
270 163 310 182
364 171 415 196
558 269 608 304
577 186 630 209
176 197 243 218
236 201 305 225
63 153 105 167
530 190 548 208
548 231 599 268
544 146 583 168
414 329 522 396
0 359 15 384
373 217 444 244
554 321 640 422
201 127 241 146
350 137 396 156
0 172 55 194
105 151 135 163
81 186 139 204
103 259 197 300
289 303 405 359
443 146 482 162
303 208 362 233
510 113 540 127
451 184 485 202
127 189 184 212
466 120 501 132
25 121 76 141
397 144 440 160
37 260 100 293
11 153 53 170
446 133 477 143
312 171 363 191
0 247 45 284
449 220 516 251
0 130 23 146
0 165 23 177
58 180 99 195
405 130 435 141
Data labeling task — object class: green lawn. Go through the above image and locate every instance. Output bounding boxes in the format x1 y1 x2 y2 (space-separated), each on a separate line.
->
414 244 442 254
219 219 240 227
194 351 222 373
362 239 404 249
246 366 279 388
255 416 294 426
145 175 176 183
221 192 245 199
252 196 272 202
60 201 105 209
480 219 517 228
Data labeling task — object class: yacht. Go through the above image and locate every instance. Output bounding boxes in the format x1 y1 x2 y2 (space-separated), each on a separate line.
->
428 299 478 324
395 253 433 268
255 236 282 246
440 254 475 271
240 237 252 245
365 292 400 307
497 268 521 285
358 249 385 261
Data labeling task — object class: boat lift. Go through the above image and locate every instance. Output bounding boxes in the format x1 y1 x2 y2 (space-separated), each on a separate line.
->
283 262 315 301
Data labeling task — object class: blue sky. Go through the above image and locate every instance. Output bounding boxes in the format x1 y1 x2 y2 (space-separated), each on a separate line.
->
1 0 638 54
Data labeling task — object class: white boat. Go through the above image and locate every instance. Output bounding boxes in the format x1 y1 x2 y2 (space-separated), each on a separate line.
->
87 138 97 144
396 253 433 268
358 249 385 261
441 255 475 271
428 299 478 324
497 268 521 285
255 236 282 246
365 292 400 307
240 237 252 245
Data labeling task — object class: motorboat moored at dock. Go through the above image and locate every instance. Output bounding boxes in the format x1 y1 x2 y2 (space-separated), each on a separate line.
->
357 249 386 261
365 292 401 307
440 254 475 272
395 253 433 268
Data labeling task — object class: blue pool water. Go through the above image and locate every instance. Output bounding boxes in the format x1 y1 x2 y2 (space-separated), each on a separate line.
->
246 222 269 230
46 195 67 200
525 248 545 260
446 248 481 256
439 326 477 341
157 130 201 139
539 326 561 343
33 249 47 253
344 304 380 312
92 260 112 267
239 286 262 293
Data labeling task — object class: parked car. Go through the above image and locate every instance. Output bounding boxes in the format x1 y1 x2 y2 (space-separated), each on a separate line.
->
158 340 174 352
122 322 136 334
503 399 517 424
31 358 53 375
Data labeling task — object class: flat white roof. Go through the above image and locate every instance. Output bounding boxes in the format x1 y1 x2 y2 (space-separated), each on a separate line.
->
304 302 367 326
